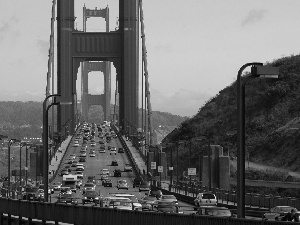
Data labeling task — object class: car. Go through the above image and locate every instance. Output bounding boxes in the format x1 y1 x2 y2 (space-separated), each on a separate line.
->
156 201 182 214
37 189 45 200
90 142 96 147
124 164 133 172
79 152 87 158
99 140 105 144
69 154 76 159
100 174 109 180
114 169 122 177
118 148 125 153
83 183 96 194
71 161 78 167
111 160 118 166
22 187 40 201
160 195 178 205
194 192 217 207
148 189 162 200
111 194 142 210
75 171 84 179
76 166 85 171
139 181 151 192
38 184 54 194
89 152 96 157
102 197 133 210
110 149 117 155
78 157 86 162
99 149 106 153
103 179 113 187
117 180 129 190
101 168 110 175
139 196 158 211
132 178 142 188
111 146 117 151
51 182 62 191
60 186 72 195
87 176 96 184
82 190 100 205
194 206 233 217
263 206 299 221
60 170 69 176
73 143 79 147
56 193 78 205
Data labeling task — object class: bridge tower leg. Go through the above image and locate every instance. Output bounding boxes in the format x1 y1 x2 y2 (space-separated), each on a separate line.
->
57 0 75 137
119 0 139 132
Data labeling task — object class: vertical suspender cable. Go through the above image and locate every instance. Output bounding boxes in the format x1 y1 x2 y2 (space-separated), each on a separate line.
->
51 0 56 146
139 0 154 145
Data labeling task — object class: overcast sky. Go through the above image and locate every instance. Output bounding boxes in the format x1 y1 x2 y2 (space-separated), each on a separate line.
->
0 1 299 117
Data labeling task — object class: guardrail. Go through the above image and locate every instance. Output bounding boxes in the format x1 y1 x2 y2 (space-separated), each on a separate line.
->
0 197 290 225
111 125 144 182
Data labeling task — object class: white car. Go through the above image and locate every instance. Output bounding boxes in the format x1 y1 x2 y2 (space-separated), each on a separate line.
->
102 197 133 210
194 192 217 207
101 168 110 175
110 149 117 155
73 143 79 147
90 142 96 147
111 194 142 210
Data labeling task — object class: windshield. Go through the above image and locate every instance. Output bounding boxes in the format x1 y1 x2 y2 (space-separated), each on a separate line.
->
84 183 94 187
25 187 39 192
162 195 176 200
143 196 157 201
85 191 98 197
202 193 215 199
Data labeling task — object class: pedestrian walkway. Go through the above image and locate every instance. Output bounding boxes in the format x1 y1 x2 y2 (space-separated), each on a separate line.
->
49 136 72 179
121 136 147 175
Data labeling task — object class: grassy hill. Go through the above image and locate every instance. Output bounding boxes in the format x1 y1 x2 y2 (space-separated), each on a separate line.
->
165 54 300 174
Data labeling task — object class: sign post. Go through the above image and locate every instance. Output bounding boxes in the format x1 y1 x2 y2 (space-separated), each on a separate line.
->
158 166 163 188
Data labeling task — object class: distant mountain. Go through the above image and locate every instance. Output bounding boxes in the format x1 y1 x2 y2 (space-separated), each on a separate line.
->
166 54 300 172
0 102 187 142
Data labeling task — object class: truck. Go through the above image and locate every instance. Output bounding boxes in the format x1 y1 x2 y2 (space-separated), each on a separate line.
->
62 174 78 193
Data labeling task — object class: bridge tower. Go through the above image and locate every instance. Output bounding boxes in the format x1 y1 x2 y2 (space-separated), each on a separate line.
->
81 6 111 123
57 0 139 136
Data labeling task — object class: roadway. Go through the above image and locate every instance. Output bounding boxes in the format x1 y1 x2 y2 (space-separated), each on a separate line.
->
49 124 196 214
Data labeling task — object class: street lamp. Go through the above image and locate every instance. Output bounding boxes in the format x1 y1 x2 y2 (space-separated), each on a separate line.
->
236 63 279 218
43 94 72 202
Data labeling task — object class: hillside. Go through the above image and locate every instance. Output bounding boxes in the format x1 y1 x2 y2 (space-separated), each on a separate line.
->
165 54 300 173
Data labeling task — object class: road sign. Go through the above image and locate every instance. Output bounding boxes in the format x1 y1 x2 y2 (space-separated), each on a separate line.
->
158 166 163 173
151 162 156 169
188 168 196 176
169 167 173 171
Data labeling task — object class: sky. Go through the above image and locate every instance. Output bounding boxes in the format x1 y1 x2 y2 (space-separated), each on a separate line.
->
0 1 300 117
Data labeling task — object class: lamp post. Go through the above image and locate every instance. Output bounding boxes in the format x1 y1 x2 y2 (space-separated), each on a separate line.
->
7 138 17 197
43 94 72 202
236 63 279 218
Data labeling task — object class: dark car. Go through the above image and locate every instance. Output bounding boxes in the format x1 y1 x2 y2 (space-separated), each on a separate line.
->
148 189 162 199
132 178 142 188
156 201 181 214
82 191 100 205
56 193 78 205
195 206 232 217
111 160 118 166
114 169 122 177
22 187 40 201
79 157 86 162
103 179 113 187
118 148 125 153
